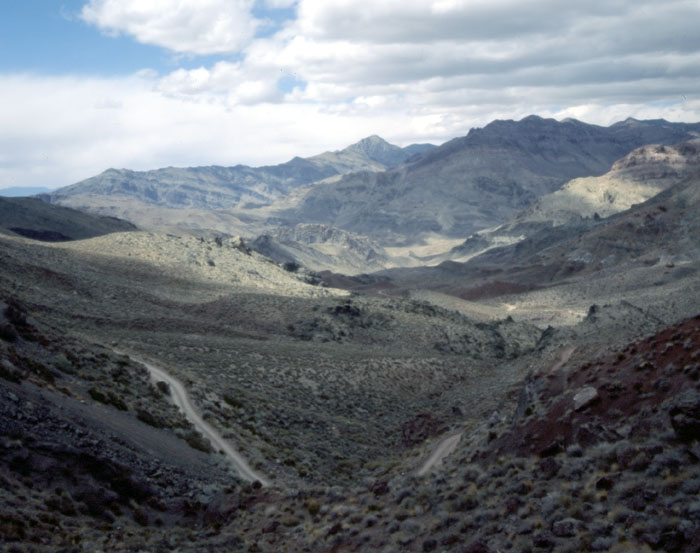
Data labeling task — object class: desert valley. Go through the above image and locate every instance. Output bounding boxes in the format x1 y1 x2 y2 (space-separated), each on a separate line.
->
2 115 700 553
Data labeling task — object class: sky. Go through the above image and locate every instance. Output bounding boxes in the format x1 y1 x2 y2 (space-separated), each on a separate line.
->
1 0 700 190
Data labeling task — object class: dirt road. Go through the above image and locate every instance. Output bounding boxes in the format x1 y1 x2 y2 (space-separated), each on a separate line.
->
417 433 462 476
129 354 270 486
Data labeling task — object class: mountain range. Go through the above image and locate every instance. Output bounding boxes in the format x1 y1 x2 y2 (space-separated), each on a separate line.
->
45 135 434 212
43 116 700 255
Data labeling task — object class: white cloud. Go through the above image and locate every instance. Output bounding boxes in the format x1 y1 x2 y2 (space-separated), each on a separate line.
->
81 0 259 54
263 0 298 7
156 61 283 104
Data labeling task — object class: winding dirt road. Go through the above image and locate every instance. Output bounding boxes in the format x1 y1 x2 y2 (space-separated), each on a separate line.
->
125 353 270 486
417 433 462 476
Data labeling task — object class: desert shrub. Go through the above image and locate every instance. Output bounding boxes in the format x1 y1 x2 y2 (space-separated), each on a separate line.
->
88 387 108 403
14 355 54 384
136 409 162 428
109 394 128 411
3 301 27 326
132 508 149 526
88 388 128 411
183 431 213 453
0 323 18 342
0 362 22 383
306 500 320 516
52 354 76 374
222 393 243 409
283 261 300 273
2 300 42 342
0 513 27 541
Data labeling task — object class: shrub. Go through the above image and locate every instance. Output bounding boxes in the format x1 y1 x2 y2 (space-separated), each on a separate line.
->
88 388 128 411
0 323 18 342
136 409 162 428
307 500 320 516
183 431 213 453
0 362 22 383
222 393 243 409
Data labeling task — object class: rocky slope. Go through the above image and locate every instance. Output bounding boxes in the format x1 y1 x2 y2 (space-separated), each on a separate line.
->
3 149 700 552
0 222 545 552
0 218 542 488
217 313 699 553
0 294 239 549
3 280 699 552
514 138 700 225
272 116 700 243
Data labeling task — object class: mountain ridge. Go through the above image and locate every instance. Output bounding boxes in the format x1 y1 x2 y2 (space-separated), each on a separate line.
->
271 116 700 243
44 135 432 212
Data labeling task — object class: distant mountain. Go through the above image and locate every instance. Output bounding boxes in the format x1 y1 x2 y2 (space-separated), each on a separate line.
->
0 196 136 241
0 186 50 197
272 116 700 243
402 143 437 158
45 136 424 212
544 169 700 270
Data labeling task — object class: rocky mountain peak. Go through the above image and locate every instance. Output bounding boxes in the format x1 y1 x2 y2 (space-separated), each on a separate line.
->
353 134 389 147
343 135 406 165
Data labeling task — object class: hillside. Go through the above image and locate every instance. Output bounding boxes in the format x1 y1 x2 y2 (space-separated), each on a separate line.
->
2 220 699 552
440 138 700 265
514 138 700 226
250 224 391 275
0 196 136 241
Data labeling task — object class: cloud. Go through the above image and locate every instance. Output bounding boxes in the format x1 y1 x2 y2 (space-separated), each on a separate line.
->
263 0 298 7
277 0 700 94
156 61 284 104
294 0 646 43
77 0 700 112
81 0 259 54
